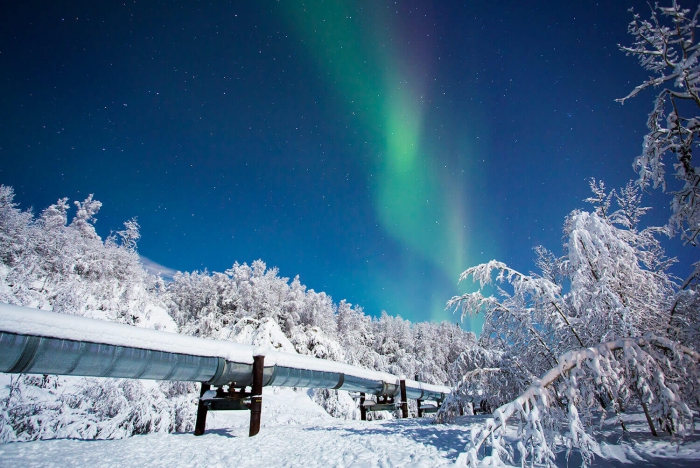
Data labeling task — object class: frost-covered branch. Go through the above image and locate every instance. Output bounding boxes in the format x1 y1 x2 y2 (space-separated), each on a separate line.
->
618 1 700 246
457 335 699 467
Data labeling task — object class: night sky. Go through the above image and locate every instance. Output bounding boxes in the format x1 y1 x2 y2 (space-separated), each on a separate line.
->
1 1 689 330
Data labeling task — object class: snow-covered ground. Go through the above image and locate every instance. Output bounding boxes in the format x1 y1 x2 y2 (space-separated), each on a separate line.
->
0 387 463 467
1 387 698 467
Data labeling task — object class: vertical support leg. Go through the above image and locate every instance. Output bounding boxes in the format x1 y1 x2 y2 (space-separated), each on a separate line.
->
360 393 367 421
417 399 423 418
400 379 409 419
249 354 265 437
194 382 210 436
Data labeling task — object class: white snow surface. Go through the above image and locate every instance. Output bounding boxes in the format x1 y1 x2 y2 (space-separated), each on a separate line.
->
0 387 460 467
1 389 698 468
0 303 450 395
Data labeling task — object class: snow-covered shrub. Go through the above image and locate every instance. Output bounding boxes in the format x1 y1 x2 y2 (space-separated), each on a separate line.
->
310 388 358 419
0 375 196 443
437 350 530 424
291 325 345 361
456 336 699 467
230 316 298 352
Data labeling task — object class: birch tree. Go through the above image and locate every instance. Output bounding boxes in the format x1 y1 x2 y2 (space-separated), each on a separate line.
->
447 181 694 467
618 0 700 252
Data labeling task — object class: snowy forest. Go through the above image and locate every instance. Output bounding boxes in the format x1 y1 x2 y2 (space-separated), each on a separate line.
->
1 2 700 467
0 184 474 441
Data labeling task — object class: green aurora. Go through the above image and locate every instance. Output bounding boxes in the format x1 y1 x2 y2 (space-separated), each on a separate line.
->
277 1 482 326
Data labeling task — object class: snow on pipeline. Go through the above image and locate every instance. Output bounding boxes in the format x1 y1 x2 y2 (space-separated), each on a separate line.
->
0 303 450 400
1 387 699 467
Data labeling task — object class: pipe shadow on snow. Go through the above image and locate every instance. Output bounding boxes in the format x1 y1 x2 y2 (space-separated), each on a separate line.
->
192 427 245 438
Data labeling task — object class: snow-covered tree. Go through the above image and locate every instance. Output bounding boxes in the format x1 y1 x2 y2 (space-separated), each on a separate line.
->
70 194 102 240
166 260 473 387
618 1 700 252
0 186 33 267
616 0 700 348
0 189 187 443
447 180 697 466
448 181 677 375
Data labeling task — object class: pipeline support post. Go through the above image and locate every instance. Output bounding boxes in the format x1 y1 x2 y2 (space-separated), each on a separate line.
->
400 379 409 419
249 353 265 437
359 393 367 421
194 382 210 436
417 399 423 418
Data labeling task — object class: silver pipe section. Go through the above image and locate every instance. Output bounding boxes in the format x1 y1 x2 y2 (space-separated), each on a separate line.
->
0 303 449 401
0 331 251 386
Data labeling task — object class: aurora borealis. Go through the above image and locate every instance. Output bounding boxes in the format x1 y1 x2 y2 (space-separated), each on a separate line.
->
278 2 472 321
1 0 683 330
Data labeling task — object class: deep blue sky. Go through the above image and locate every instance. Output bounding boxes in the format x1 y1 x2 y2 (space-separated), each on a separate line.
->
0 1 691 330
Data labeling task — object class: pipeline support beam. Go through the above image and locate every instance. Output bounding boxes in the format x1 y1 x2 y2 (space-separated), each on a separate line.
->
400 379 409 418
194 383 210 436
249 354 265 436
360 393 367 421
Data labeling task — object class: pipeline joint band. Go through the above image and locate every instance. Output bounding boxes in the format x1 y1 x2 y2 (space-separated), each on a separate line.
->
8 335 41 374
333 373 345 390
206 357 227 385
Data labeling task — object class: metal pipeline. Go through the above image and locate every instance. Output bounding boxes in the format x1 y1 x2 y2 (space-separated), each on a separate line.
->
0 303 449 401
